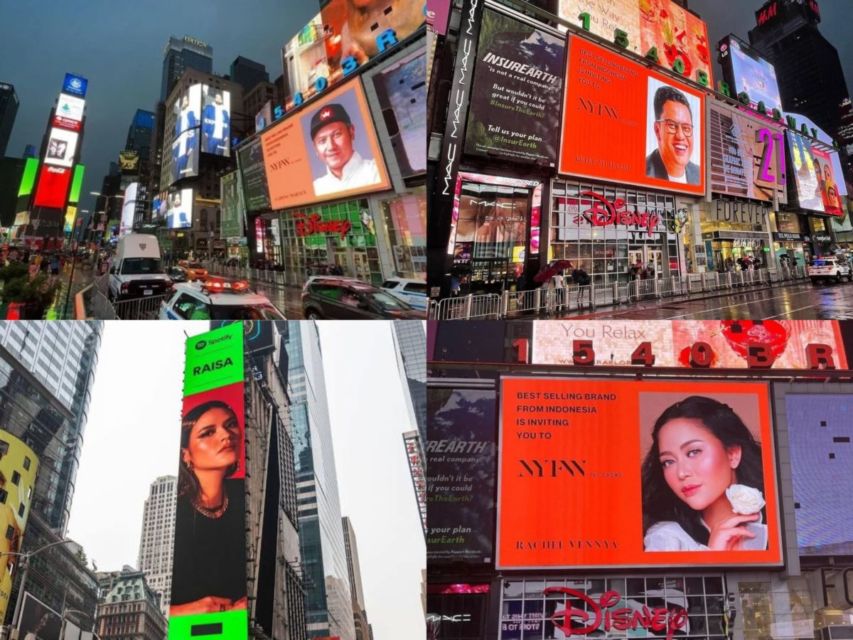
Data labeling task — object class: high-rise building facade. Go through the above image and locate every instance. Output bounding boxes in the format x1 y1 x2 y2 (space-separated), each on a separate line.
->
96 567 167 640
137 475 176 617
0 82 18 157
749 0 849 135
282 321 355 640
160 36 213 102
392 321 427 442
342 517 371 640
230 56 270 93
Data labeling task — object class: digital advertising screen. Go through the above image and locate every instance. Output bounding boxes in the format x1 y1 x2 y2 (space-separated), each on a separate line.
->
282 12 328 106
220 171 244 239
369 46 427 177
62 72 88 97
56 93 85 124
787 129 827 213
170 324 248 640
531 320 848 369
173 83 202 138
18 594 61 640
44 127 79 168
151 190 168 223
498 378 782 569
558 0 713 86
559 36 706 195
166 187 193 230
463 7 565 167
255 101 273 133
427 387 497 564
120 182 139 236
201 85 231 157
237 138 271 213
786 393 853 556
720 36 783 115
33 165 72 209
170 129 200 184
812 146 845 216
260 78 391 209
709 101 787 203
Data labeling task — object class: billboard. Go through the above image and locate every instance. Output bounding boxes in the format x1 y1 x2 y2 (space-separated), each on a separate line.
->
68 164 85 203
173 84 202 137
18 594 61 640
237 138 271 213
120 182 139 236
281 13 327 106
812 146 845 216
463 8 565 167
368 46 427 177
119 150 139 174
0 432 38 622
56 93 85 122
33 165 72 209
255 101 273 134
558 0 713 86
170 323 247 640
260 78 391 209
166 187 193 230
787 129 829 213
152 190 169 224
531 320 847 369
498 378 782 569
719 35 782 114
220 172 243 239
427 387 497 564
45 127 79 168
709 101 787 203
62 72 88 97
201 85 231 156
786 393 853 556
559 36 706 196
170 129 200 184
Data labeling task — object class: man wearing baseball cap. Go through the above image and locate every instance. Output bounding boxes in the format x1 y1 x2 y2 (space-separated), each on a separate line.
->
310 102 380 196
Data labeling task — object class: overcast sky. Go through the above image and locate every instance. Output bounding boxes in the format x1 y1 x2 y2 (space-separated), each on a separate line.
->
66 321 425 640
0 0 319 215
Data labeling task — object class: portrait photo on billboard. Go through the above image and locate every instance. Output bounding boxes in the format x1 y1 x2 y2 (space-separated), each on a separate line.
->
166 188 193 230
463 7 565 167
787 130 825 213
173 83 202 138
170 129 199 184
497 378 781 569
812 147 844 216
645 78 702 186
151 191 168 223
171 381 247 617
18 593 62 640
45 128 78 168
201 85 231 156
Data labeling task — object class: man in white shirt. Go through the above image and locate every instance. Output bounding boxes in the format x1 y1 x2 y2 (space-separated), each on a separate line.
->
310 103 381 196
202 92 230 155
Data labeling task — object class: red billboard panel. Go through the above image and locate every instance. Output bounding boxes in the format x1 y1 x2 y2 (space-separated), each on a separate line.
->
32 165 72 209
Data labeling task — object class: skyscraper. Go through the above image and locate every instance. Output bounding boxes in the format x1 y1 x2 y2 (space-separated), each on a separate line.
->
230 56 270 93
749 0 849 135
281 321 355 640
160 36 213 102
342 517 371 640
137 475 176 617
392 321 427 442
0 82 18 157
96 567 167 640
126 109 155 158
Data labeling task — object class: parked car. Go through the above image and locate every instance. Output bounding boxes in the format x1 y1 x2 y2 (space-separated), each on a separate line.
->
381 278 427 311
301 276 426 320
807 256 852 284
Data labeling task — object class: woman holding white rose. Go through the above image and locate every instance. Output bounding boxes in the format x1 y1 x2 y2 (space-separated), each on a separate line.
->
641 396 768 551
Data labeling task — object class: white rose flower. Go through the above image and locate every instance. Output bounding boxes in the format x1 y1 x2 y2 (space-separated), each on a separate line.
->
726 484 765 515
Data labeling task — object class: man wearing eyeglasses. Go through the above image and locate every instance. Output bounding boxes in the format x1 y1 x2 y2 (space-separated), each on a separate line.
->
646 86 700 185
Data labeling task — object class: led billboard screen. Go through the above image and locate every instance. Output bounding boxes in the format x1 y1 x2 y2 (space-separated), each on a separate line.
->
463 8 565 167
282 13 327 106
812 146 845 216
787 129 829 213
498 378 782 569
120 182 139 236
173 84 202 137
33 165 72 209
368 47 428 177
531 320 847 369
709 101 787 203
45 128 79 168
56 93 85 122
201 85 231 156
170 323 247 640
62 72 88 97
170 128 200 184
68 164 85 203
260 78 391 209
237 138 271 213
786 393 853 556
559 36 706 195
166 187 193 229
152 191 168 224
558 0 713 86
720 36 782 114
220 171 243 239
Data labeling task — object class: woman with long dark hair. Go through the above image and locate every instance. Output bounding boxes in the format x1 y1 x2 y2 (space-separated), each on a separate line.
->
641 396 768 551
170 400 247 616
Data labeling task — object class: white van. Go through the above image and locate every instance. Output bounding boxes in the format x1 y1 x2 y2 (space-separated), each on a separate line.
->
108 234 172 301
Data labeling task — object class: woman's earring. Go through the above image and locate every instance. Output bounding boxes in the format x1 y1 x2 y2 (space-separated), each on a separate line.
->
186 461 193 470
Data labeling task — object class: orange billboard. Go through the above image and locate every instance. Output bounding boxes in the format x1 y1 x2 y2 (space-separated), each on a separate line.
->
260 78 391 210
497 378 782 569
559 36 706 195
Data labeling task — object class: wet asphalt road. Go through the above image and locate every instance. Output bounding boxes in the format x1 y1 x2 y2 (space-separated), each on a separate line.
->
565 281 853 320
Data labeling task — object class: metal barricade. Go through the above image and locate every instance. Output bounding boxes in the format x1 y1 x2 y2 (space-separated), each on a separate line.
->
433 294 501 320
112 294 168 320
702 272 717 291
628 279 656 301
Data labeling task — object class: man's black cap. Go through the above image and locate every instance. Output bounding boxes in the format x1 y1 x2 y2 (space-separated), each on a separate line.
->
310 103 352 140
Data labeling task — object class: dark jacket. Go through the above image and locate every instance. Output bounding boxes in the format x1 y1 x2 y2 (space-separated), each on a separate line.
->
645 149 700 185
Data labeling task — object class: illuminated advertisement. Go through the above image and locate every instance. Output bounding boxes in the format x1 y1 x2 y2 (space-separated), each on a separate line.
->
719 35 782 114
531 320 847 369
786 393 853 555
152 191 168 223
0 431 38 622
427 0 452 35
170 129 200 184
166 187 193 230
427 387 497 564
709 102 787 203
64 205 77 234
62 72 88 97
220 172 243 239
56 93 85 122
33 165 72 209
201 85 231 156
120 182 139 236
119 150 140 174
261 79 391 209
463 8 565 167
237 138 271 213
255 101 273 133
812 146 845 216
69 164 85 204
786 130 826 213
44 127 79 168
368 46 427 177
170 323 247 640
559 37 706 196
282 12 328 105
558 0 712 85
173 84 202 137
498 378 782 569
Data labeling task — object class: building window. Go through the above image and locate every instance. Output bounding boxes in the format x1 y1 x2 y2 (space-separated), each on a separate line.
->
5 525 13 541
23 457 31 471
11 472 19 486
0 490 7 504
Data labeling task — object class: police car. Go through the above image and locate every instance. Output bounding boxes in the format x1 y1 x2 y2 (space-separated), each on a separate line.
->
380 278 427 311
159 278 286 320
807 255 853 284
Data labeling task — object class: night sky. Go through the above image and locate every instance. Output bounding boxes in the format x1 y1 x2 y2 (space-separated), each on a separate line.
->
0 0 320 216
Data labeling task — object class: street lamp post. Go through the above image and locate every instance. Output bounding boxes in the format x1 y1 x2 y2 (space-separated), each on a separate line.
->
62 207 90 320
61 607 100 640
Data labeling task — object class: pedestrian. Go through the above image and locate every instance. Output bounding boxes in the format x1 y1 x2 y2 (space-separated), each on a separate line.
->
450 273 461 297
572 264 591 306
